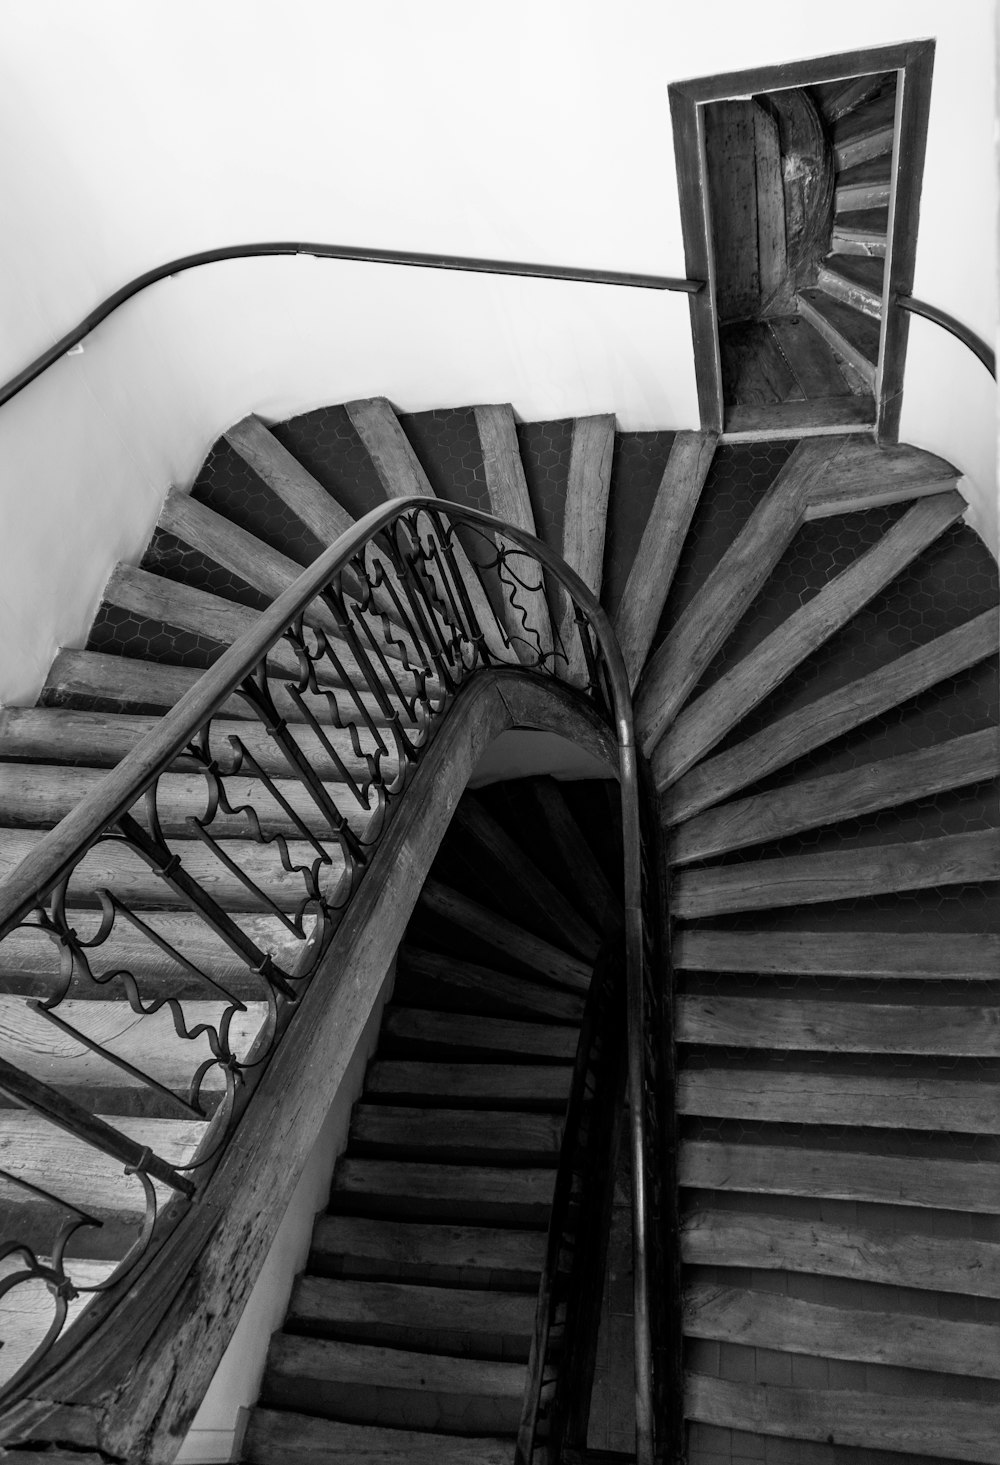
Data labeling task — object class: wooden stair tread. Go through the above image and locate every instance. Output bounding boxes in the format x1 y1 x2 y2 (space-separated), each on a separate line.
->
672 829 1000 918
680 1140 1000 1213
225 414 355 546
556 414 615 681
669 728 999 864
245 1408 513 1464
834 155 893 211
817 254 885 319
0 828 349 914
662 609 998 819
0 763 374 840
807 436 959 516
797 289 881 382
654 491 966 789
673 929 1000 980
364 1060 572 1107
0 1256 115 1386
678 1064 1000 1133
383 1007 578 1059
682 1209 1000 1298
684 1373 1000 1459
287 1275 535 1342
685 1282 999 1379
331 1158 554 1223
677 994 1000 1056
418 880 590 991
832 89 897 144
310 1215 545 1281
832 207 890 243
350 1104 563 1161
397 949 585 1023
266 1333 526 1396
817 75 889 126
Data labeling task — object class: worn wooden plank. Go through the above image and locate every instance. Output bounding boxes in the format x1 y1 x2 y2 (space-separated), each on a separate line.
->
684 1373 1000 1461
685 1283 999 1378
245 1411 514 1465
103 564 258 648
672 928 1000 980
754 103 787 312
677 995 1000 1056
287 1274 535 1349
418 879 591 992
662 609 999 816
0 708 389 783
309 1214 545 1283
835 156 893 213
397 949 585 1024
669 87 723 430
720 322 800 406
832 209 889 257
679 1140 1000 1212
670 729 999 864
346 397 510 663
224 414 355 546
681 1210 1000 1298
0 763 374 841
820 74 889 125
522 778 622 934
705 101 760 321
331 1158 554 1225
612 431 717 687
474 403 555 666
818 253 885 318
0 1258 115 1388
453 798 600 961
797 288 880 384
724 398 874 435
808 436 959 518
0 828 347 915
673 829 1000 918
158 489 317 607
768 317 852 398
365 1061 571 1108
382 1008 577 1061
350 1104 563 1163
678 1066 1000 1133
556 415 615 682
655 491 966 788
636 437 839 756
832 90 898 168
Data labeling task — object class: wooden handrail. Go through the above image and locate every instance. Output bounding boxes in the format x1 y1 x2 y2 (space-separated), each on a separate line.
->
0 242 704 411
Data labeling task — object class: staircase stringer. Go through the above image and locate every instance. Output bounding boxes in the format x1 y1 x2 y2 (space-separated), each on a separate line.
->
0 671 619 1465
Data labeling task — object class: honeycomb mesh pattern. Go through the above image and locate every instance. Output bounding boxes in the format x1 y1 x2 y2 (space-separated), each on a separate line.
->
86 605 225 670
270 405 388 521
515 418 574 554
192 439 325 566
601 430 677 622
397 407 491 511
141 529 270 611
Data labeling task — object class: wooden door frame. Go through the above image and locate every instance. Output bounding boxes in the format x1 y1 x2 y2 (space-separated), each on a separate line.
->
669 40 935 440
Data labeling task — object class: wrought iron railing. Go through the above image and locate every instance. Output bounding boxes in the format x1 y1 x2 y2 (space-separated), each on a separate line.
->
0 494 667 1460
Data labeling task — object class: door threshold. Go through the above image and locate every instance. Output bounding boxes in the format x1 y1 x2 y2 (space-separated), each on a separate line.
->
722 396 876 442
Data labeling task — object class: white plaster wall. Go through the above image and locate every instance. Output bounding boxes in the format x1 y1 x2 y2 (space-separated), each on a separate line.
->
0 0 995 706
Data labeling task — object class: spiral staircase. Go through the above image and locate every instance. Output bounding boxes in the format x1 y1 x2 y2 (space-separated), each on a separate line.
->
0 395 997 1463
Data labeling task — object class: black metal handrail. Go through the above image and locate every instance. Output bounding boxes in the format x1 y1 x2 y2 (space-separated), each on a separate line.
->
0 241 705 411
895 293 996 379
0 495 662 1462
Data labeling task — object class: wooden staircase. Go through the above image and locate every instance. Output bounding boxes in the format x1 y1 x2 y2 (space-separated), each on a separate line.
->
0 398 997 1463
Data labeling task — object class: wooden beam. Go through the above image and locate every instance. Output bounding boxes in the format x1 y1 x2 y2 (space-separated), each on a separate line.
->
678 1066 1000 1133
681 1209 1000 1298
636 437 840 756
453 798 600 961
805 438 958 519
685 1283 1000 1378
669 728 999 864
684 1373 1000 1461
557 415 615 683
679 1140 1000 1212
654 491 967 788
663 609 999 819
224 415 355 546
103 564 257 648
246 1411 514 1465
672 830 1000 918
677 995 1000 1057
473 403 555 666
612 431 717 687
673 928 1000 980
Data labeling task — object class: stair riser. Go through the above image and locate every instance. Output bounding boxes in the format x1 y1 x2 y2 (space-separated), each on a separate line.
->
816 267 883 319
835 180 891 212
287 1317 531 1363
262 1377 521 1436
796 297 878 387
834 128 894 170
831 233 887 259
330 1192 552 1227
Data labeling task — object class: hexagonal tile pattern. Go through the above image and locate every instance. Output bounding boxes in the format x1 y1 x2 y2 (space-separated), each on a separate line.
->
397 407 490 512
271 405 387 521
193 438 324 566
601 430 677 623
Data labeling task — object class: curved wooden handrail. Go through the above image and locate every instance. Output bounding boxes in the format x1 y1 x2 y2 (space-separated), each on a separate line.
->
895 293 996 379
0 241 704 412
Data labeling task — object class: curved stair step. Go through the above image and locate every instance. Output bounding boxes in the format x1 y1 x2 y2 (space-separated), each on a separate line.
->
349 1104 563 1164
364 1060 572 1109
286 1275 535 1359
330 1158 554 1224
832 90 897 169
245 1409 512 1465
396 949 585 1023
0 829 349 914
382 1007 578 1061
831 207 889 257
309 1215 545 1288
418 880 590 991
816 74 890 126
224 414 355 547
261 1332 525 1432
817 253 885 318
797 288 880 384
834 155 893 212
